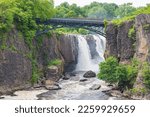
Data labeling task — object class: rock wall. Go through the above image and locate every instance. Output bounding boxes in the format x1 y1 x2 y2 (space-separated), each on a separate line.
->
106 14 150 62
58 34 78 72
135 14 150 62
133 14 150 97
106 14 150 98
106 21 135 62
0 28 64 94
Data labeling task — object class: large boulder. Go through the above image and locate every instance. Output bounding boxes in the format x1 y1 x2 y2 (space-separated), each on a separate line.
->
83 70 96 78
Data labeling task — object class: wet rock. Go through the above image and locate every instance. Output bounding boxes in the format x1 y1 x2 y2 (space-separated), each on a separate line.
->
44 80 61 90
62 73 70 80
45 84 61 90
69 72 76 76
80 79 88 82
90 84 101 90
58 34 78 72
0 97 4 99
86 35 98 59
83 71 96 78
107 84 113 87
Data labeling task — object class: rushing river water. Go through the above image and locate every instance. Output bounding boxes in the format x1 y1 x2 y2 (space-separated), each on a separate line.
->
0 34 124 100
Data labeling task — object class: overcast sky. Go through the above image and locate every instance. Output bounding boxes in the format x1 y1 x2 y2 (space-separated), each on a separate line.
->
54 0 150 7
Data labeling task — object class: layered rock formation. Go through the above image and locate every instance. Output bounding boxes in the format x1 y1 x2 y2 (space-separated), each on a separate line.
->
106 14 150 98
106 14 150 62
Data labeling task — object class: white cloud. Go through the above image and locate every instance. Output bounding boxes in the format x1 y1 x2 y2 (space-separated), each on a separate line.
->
54 0 150 7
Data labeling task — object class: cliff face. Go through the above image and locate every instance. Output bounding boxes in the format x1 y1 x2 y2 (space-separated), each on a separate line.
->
0 28 65 94
58 34 78 72
106 14 150 98
135 14 150 62
106 14 150 62
133 14 150 96
106 21 135 62
0 28 32 94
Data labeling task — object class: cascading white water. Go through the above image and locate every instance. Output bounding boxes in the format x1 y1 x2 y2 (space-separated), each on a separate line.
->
75 35 93 71
93 34 106 62
75 34 106 72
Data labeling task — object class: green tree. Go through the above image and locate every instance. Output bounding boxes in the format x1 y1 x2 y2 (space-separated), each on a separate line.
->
115 3 136 18
88 7 107 19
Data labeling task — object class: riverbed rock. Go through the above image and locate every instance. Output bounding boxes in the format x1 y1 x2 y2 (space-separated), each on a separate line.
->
44 80 61 90
83 71 96 78
62 74 70 80
90 84 101 90
45 85 61 90
80 79 88 82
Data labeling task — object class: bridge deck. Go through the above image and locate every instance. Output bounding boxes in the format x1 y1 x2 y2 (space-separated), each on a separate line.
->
37 18 104 27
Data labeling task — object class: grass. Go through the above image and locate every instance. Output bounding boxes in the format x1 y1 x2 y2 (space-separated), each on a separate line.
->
48 59 62 67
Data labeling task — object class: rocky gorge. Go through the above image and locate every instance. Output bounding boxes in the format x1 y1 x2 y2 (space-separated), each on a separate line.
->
0 14 150 100
0 29 109 99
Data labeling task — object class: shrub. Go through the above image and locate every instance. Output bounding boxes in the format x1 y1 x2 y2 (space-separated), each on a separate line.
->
142 62 150 89
98 56 119 84
98 57 139 91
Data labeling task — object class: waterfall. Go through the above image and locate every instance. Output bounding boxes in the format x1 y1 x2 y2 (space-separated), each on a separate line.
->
93 34 106 62
75 35 106 72
75 35 93 71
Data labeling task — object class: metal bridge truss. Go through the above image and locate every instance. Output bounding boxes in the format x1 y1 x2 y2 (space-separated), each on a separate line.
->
36 18 106 37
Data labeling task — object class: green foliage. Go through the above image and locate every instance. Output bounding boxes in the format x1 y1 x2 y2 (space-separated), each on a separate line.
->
78 28 89 35
142 62 150 89
98 57 119 84
115 3 136 18
55 2 84 18
0 0 55 85
98 57 139 91
55 28 89 35
128 26 136 40
112 5 150 26
0 0 55 48
143 24 150 30
104 19 108 31
130 88 147 95
48 59 62 67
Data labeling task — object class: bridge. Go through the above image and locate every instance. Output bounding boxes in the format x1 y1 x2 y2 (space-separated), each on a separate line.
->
36 18 105 37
